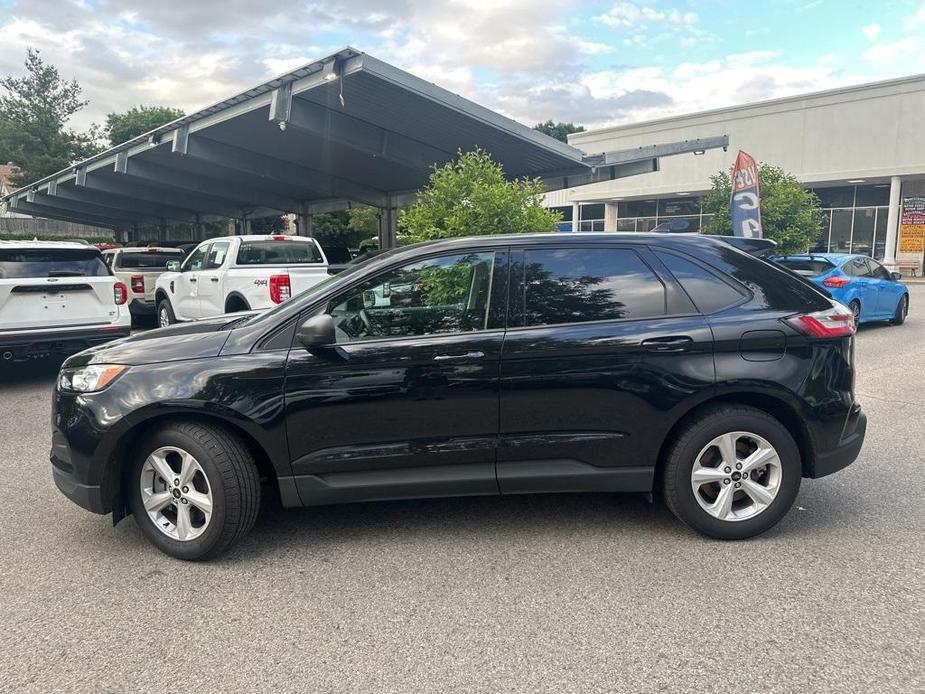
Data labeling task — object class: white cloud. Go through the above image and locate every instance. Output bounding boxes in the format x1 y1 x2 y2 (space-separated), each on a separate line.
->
862 23 881 41
863 37 922 66
595 2 697 28
911 7 925 29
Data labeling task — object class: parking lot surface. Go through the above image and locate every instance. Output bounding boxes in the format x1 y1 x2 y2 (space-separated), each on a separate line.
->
1 289 923 693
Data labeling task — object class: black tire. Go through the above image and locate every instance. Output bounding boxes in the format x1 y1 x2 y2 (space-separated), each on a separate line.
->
128 421 260 560
662 406 801 540
849 299 861 323
890 294 908 325
156 298 176 328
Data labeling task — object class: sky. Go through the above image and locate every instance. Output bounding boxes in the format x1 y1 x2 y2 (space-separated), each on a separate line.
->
0 0 923 133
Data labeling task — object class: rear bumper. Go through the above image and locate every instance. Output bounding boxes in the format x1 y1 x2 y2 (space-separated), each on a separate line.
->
0 325 131 360
808 408 867 478
129 298 156 315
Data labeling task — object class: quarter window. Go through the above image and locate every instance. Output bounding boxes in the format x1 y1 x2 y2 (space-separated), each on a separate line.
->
654 250 745 314
329 252 496 342
523 248 665 326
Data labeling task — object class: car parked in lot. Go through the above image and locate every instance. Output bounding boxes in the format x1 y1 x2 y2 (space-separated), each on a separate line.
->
773 253 909 325
102 247 186 321
0 240 131 363
51 233 866 560
154 235 329 326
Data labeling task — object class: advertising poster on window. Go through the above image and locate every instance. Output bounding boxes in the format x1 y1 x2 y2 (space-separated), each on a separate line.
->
730 151 762 238
899 197 925 253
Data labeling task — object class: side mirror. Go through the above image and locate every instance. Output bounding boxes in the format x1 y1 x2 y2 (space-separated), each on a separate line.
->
166 260 181 272
297 314 336 349
891 271 902 281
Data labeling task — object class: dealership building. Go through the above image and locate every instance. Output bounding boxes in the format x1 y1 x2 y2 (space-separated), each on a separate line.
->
545 73 925 271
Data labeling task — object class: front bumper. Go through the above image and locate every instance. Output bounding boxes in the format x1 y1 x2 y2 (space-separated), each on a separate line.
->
0 325 131 361
808 409 867 478
50 428 108 514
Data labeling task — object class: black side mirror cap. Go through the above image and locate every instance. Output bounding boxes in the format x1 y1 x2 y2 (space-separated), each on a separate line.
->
297 314 336 349
891 271 902 281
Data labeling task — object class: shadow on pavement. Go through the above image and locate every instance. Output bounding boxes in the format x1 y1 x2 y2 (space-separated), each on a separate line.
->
0 356 65 387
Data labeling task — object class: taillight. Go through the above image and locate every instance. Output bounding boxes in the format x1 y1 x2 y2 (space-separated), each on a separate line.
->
269 274 291 304
785 302 856 338
272 235 286 241
131 275 145 293
114 282 128 306
822 275 850 288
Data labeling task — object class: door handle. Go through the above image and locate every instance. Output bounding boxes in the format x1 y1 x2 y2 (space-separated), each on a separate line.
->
189 277 197 283
433 351 485 361
210 277 220 283
641 336 692 352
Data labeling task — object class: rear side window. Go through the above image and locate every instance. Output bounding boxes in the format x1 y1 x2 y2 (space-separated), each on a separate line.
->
774 258 834 277
236 240 322 265
0 249 109 278
523 248 665 326
116 251 184 269
654 250 745 314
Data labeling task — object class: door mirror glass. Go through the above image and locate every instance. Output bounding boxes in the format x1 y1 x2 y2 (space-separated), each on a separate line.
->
166 260 181 272
891 271 902 281
297 314 336 349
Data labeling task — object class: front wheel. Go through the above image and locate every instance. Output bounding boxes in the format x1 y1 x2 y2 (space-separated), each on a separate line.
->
128 421 260 560
890 294 908 325
157 299 176 328
662 406 801 539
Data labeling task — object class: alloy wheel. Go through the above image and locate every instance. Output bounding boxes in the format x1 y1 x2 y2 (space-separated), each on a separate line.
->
158 307 170 328
139 446 213 541
690 431 783 522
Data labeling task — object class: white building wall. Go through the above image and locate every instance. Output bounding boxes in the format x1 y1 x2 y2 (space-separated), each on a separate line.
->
550 73 925 204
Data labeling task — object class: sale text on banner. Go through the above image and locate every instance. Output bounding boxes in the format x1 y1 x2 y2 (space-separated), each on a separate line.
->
730 151 762 238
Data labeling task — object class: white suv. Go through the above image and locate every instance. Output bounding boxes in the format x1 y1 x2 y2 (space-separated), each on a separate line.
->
154 235 329 325
0 241 131 362
102 246 186 321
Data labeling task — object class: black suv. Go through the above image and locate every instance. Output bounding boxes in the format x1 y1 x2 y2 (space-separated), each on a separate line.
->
50 233 866 560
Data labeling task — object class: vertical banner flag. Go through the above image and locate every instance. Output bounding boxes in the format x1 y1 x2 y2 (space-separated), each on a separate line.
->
731 150 762 238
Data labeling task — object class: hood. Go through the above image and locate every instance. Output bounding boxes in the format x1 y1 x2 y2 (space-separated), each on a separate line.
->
64 313 254 367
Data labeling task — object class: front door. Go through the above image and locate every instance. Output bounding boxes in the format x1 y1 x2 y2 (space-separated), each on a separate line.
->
175 243 209 320
284 249 508 505
197 240 230 317
498 245 714 494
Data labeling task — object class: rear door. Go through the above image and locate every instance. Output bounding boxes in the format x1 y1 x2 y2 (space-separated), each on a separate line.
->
498 245 714 494
0 247 119 330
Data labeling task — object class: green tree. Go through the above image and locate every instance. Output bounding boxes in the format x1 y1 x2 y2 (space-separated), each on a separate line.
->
104 105 185 146
399 149 561 243
0 48 102 186
701 163 825 255
533 120 585 143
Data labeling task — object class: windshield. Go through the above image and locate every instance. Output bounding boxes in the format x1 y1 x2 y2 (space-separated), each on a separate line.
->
117 251 184 269
236 240 322 265
0 248 110 278
773 257 834 277
236 248 397 329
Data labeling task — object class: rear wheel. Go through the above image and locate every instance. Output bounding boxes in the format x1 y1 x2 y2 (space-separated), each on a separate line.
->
890 294 908 325
849 299 861 324
157 299 176 327
128 421 260 560
662 406 801 539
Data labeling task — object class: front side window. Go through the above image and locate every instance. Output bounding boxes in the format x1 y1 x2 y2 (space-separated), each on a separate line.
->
523 248 665 326
866 259 891 280
329 252 495 342
181 244 209 272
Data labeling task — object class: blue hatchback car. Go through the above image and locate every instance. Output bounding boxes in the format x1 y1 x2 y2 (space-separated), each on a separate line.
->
774 254 909 325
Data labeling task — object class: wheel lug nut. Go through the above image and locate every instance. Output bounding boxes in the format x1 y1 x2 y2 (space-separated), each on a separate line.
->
723 479 730 485
735 463 742 470
181 498 189 504
734 482 741 488
173 478 180 486
742 472 748 479
724 466 731 473
182 486 189 493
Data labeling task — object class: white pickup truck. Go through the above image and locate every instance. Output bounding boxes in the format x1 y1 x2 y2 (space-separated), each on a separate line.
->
154 235 329 326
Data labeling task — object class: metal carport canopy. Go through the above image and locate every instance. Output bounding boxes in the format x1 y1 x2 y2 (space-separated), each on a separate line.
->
1 47 728 245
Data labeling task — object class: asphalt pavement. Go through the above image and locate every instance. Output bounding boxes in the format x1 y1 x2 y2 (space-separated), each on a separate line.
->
0 290 923 693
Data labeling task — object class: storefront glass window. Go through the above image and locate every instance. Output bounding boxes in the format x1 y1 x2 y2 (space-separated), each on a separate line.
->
851 208 876 256
829 210 853 253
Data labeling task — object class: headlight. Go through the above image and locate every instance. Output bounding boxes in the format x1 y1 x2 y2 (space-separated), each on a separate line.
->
57 364 128 393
